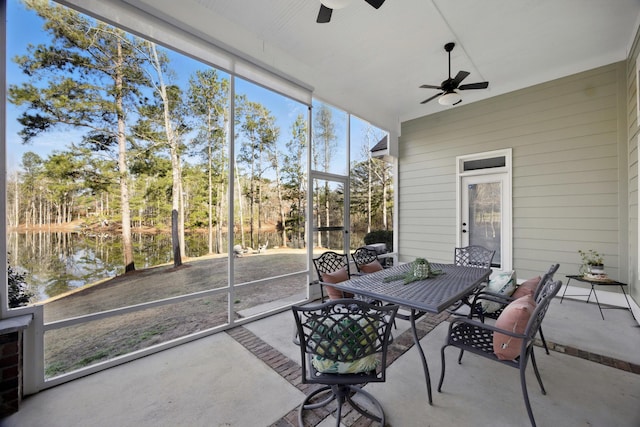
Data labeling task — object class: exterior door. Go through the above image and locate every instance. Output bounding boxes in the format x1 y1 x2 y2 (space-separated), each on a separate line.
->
460 173 510 269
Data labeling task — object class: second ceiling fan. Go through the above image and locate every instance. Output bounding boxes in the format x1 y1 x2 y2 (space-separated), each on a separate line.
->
316 0 386 23
420 42 489 106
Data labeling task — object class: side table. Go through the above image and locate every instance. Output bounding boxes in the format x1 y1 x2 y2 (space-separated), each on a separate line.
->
560 275 635 320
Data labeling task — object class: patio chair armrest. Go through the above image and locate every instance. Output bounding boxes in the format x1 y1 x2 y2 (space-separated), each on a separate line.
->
449 316 527 340
466 291 514 319
472 291 514 305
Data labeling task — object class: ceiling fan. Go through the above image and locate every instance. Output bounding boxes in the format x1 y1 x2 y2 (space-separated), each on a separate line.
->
420 42 489 106
316 0 386 24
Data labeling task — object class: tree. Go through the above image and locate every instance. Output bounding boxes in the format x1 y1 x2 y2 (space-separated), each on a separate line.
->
8 1 151 272
42 151 84 224
313 104 337 247
236 97 278 249
7 260 33 308
350 127 392 232
350 154 393 231
19 152 45 228
269 145 287 247
187 69 229 254
134 41 191 267
282 114 308 248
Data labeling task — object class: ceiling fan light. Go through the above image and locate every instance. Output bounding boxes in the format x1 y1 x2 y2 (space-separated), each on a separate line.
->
320 0 352 9
438 91 462 106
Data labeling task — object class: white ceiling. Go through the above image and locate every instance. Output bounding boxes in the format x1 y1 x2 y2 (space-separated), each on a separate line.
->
121 0 640 134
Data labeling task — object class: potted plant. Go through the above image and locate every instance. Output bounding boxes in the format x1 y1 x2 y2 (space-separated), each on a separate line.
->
384 257 442 284
578 249 605 275
413 258 430 278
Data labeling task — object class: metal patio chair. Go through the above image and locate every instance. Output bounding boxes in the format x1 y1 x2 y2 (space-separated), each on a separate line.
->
313 251 353 301
292 299 398 427
438 278 562 427
351 247 384 273
468 263 560 354
449 245 495 311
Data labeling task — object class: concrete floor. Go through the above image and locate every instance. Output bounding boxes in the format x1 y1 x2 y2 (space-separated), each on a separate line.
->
2 296 639 427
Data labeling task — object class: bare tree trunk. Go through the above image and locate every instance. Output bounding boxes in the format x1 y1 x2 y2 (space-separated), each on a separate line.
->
207 140 213 254
235 158 246 248
38 195 42 227
149 42 185 265
272 151 287 247
216 184 223 253
179 179 185 257
13 174 19 227
249 166 255 249
315 181 321 247
324 182 330 248
172 209 181 266
116 39 135 272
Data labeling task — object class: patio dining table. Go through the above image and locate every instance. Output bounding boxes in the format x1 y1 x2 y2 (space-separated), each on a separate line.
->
327 262 491 405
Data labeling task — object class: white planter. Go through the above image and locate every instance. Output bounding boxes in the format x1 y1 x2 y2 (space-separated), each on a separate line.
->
588 264 605 275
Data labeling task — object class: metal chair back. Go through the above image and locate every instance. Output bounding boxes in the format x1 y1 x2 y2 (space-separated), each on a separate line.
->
351 247 380 272
313 251 351 301
292 299 398 426
454 245 495 268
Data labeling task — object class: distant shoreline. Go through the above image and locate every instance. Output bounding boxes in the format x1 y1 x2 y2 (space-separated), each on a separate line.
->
8 220 279 234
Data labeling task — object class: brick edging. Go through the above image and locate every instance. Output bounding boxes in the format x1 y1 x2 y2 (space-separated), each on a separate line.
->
541 339 640 374
226 311 450 427
227 313 639 427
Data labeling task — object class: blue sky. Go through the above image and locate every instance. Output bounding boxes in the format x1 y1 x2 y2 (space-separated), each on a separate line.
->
5 0 384 175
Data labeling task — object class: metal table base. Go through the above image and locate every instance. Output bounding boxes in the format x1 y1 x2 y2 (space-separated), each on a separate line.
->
560 275 635 320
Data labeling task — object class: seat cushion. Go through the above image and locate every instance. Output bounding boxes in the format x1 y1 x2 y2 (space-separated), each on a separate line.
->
310 315 379 374
359 260 383 273
493 295 536 360
512 276 541 299
311 354 378 374
481 270 517 313
321 268 353 299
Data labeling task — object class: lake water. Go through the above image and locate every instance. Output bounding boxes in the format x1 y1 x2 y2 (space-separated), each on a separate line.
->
7 230 279 302
7 229 376 303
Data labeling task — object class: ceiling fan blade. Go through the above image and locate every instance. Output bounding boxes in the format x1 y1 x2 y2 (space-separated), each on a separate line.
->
420 84 442 90
364 0 386 8
453 99 463 106
420 92 443 104
317 5 332 23
452 70 470 85
459 81 489 90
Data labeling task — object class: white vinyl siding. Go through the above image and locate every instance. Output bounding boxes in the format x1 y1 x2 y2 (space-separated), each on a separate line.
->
399 62 627 286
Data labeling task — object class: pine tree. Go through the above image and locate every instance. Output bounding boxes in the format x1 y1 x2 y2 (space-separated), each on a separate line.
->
8 1 152 272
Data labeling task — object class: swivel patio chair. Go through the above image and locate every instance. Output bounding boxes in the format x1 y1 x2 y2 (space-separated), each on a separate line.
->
351 247 384 273
468 263 560 354
313 251 353 301
292 299 398 427
438 278 562 427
